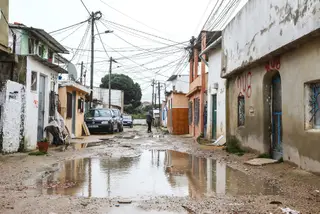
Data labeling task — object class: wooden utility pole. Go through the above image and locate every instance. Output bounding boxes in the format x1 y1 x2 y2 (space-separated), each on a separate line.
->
151 79 155 108
158 81 161 127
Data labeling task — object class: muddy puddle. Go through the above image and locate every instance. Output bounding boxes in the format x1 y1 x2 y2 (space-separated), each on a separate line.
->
37 150 281 199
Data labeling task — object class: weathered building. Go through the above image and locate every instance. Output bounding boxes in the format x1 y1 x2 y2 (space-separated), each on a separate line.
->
9 23 69 150
58 81 90 138
199 33 226 143
165 75 189 135
222 0 320 172
92 87 124 112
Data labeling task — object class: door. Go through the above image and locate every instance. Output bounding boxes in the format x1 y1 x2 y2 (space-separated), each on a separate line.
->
37 75 46 141
212 94 217 140
71 92 76 136
271 73 282 159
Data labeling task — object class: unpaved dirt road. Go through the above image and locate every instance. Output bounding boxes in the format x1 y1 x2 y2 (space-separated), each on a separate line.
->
0 126 319 214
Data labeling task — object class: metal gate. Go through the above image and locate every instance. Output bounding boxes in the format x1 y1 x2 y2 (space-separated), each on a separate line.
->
271 73 282 160
37 75 46 141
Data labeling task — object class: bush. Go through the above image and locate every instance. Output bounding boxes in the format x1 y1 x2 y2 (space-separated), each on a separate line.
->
226 136 245 156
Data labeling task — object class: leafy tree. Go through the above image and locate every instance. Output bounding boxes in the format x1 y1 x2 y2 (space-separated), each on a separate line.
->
100 74 142 108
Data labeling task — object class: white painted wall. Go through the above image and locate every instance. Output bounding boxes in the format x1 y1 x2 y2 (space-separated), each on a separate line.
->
222 0 320 75
0 81 25 153
167 75 189 94
93 87 124 111
206 48 226 143
24 56 58 150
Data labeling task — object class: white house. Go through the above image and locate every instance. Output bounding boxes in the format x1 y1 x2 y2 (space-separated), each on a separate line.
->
166 74 189 94
200 32 226 143
92 87 124 112
9 23 69 150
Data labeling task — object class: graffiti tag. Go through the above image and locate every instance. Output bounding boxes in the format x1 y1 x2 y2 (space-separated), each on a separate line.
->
34 100 38 108
236 72 252 98
265 57 281 72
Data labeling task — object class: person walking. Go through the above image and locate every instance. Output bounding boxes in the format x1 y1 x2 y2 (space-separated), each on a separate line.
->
146 110 154 133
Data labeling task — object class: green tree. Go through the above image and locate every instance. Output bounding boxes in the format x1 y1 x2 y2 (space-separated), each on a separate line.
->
100 74 142 108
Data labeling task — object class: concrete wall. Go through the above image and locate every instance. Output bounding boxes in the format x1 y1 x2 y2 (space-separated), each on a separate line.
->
0 0 9 51
93 87 124 112
24 56 58 150
168 75 189 94
0 80 25 153
206 48 226 142
222 0 320 76
227 37 320 173
172 93 188 109
59 86 86 138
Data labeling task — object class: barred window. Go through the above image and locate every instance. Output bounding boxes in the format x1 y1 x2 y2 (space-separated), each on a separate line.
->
188 101 193 125
194 98 200 125
238 95 245 127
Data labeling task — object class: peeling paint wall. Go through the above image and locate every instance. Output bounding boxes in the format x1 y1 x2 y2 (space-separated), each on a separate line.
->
0 80 25 153
24 56 58 150
206 48 226 142
222 0 320 76
227 37 320 173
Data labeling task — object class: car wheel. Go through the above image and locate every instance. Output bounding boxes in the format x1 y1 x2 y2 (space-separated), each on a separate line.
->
120 125 124 132
116 124 120 133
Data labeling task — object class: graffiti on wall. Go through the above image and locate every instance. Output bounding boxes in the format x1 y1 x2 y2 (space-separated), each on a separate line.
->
265 57 281 72
236 72 252 98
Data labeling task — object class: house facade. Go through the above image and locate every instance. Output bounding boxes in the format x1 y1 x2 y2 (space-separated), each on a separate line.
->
166 75 189 135
203 35 226 144
9 23 69 150
222 0 320 172
58 81 90 138
92 87 124 112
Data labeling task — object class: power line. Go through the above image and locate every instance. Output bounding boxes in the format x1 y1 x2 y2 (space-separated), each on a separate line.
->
49 19 89 34
0 9 15 35
103 19 180 44
193 0 216 34
80 0 91 15
94 22 110 58
99 0 166 35
60 22 86 42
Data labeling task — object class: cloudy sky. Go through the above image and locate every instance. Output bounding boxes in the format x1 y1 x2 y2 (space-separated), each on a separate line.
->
9 0 247 102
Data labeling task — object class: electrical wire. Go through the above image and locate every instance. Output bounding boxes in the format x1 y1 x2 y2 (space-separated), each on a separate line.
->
60 22 86 42
94 22 110 58
49 19 89 34
193 0 216 34
80 0 91 15
99 0 166 35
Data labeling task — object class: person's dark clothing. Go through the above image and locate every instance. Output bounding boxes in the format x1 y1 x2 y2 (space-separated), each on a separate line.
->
146 114 153 122
147 121 152 133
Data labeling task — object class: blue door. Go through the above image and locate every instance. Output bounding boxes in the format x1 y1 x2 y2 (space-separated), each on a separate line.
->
271 74 282 160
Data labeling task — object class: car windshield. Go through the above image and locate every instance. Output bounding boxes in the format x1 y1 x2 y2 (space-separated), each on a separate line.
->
85 109 111 118
97 109 112 117
123 115 132 120
112 110 120 116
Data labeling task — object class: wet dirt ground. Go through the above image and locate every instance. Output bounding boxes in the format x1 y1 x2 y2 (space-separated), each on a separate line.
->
0 126 320 214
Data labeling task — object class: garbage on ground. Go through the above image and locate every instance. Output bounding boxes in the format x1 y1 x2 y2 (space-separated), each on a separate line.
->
280 207 300 214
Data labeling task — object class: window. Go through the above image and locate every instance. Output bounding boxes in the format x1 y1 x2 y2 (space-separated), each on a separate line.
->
238 95 245 127
98 109 112 117
78 98 84 113
38 44 44 58
173 85 176 91
31 71 37 91
170 98 173 109
28 38 35 54
67 93 72 118
308 83 320 129
188 101 193 125
194 98 200 125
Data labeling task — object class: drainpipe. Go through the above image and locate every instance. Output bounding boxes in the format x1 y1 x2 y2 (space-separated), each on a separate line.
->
199 36 222 66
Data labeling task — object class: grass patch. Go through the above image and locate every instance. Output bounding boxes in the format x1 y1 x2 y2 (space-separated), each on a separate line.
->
257 153 271 159
226 136 246 156
28 151 47 156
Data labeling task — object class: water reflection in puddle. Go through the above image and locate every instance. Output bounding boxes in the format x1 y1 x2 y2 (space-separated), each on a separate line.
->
37 150 280 198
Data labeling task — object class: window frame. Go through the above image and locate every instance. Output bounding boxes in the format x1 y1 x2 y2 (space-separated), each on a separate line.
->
238 95 245 127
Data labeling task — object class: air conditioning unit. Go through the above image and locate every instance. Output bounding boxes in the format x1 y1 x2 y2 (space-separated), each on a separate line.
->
213 82 219 89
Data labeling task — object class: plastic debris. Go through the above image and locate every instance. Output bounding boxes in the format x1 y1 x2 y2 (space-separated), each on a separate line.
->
280 207 300 214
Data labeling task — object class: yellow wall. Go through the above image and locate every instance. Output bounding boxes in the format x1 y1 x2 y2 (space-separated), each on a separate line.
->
58 86 86 137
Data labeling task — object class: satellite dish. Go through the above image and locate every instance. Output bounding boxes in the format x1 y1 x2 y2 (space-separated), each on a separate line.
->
67 63 78 81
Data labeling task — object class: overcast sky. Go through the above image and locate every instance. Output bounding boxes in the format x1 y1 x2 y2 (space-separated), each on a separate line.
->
9 0 247 102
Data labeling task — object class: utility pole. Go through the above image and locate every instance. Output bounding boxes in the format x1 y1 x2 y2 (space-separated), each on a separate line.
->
158 81 161 127
89 11 102 108
80 61 84 84
109 57 113 108
151 79 155 108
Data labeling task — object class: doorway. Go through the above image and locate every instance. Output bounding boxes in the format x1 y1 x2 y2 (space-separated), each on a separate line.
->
212 94 217 140
37 75 46 141
271 73 282 159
